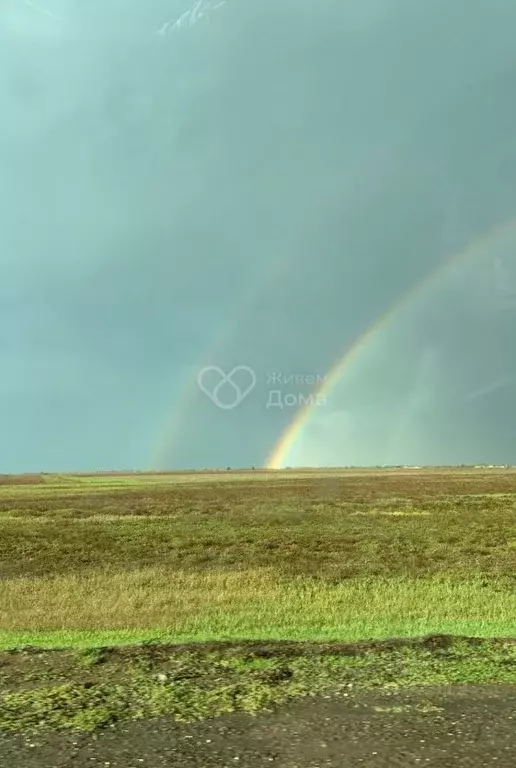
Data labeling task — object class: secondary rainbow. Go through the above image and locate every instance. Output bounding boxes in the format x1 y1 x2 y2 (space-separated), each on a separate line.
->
150 225 309 469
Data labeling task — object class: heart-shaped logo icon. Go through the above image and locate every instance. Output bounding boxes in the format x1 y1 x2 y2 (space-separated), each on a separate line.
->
197 365 257 409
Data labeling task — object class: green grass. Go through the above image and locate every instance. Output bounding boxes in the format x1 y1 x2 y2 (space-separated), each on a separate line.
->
0 570 515 647
0 636 514 732
0 470 515 649
0 469 515 731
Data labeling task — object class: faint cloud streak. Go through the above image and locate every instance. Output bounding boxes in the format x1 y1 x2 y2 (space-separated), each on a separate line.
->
23 0 57 20
464 373 516 402
157 0 227 35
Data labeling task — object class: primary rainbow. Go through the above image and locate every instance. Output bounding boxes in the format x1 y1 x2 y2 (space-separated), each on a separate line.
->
266 215 516 469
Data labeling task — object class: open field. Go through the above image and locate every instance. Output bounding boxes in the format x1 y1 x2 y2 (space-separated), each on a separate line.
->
0 468 515 647
0 467 515 742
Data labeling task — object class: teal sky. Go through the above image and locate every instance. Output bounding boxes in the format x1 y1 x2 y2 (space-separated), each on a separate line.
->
2 0 516 472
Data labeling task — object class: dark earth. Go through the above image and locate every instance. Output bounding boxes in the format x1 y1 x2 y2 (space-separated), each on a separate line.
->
1 684 514 767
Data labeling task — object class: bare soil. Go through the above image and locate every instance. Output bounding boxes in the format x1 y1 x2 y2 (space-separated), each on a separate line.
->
0 684 514 767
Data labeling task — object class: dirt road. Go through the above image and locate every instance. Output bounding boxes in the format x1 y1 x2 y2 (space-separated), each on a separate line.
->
1 684 514 767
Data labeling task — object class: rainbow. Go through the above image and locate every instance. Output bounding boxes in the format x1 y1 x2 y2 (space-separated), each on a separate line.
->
150 222 312 469
266 216 516 469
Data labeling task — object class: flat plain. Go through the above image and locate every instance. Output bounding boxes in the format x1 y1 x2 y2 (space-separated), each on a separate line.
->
1 467 515 646
0 468 514 765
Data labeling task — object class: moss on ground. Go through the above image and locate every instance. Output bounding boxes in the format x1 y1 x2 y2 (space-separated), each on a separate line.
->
0 636 515 733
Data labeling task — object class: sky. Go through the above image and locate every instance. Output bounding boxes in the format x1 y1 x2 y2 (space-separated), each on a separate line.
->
2 0 516 472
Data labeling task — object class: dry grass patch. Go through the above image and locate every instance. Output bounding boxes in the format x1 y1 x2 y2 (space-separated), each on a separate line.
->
0 568 514 642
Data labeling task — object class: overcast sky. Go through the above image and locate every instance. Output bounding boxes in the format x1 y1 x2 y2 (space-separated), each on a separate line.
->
2 0 516 472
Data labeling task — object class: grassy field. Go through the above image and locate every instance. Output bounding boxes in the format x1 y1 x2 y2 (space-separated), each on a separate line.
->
0 468 515 647
0 468 515 732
